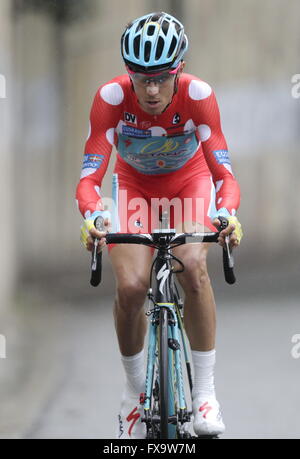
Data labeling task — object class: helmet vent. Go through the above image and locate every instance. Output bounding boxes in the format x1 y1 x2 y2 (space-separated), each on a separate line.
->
124 33 129 54
180 36 187 53
161 20 170 35
148 25 155 36
174 21 182 33
151 13 161 22
167 36 177 58
155 36 165 60
136 19 146 32
144 41 152 62
133 35 141 58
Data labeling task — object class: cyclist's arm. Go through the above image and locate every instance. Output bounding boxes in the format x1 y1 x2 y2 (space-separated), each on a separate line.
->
76 82 123 218
190 85 240 217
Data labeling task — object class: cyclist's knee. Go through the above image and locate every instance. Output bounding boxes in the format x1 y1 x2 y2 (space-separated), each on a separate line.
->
179 255 211 293
116 279 148 312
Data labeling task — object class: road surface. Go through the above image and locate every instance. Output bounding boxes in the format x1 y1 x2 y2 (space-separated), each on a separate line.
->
0 263 299 439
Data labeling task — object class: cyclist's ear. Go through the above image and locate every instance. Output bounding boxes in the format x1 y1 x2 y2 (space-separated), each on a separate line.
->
179 61 185 73
174 61 185 94
176 61 185 80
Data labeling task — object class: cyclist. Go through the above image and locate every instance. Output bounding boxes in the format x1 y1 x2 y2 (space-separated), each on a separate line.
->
76 12 243 438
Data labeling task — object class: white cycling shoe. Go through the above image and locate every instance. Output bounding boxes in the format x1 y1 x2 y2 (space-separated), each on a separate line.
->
116 390 146 439
192 396 225 437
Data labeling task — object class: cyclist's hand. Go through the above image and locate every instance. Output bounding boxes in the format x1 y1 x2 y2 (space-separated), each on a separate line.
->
212 215 243 249
80 211 111 253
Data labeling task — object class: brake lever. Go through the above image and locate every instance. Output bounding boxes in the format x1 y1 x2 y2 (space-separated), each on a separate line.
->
217 216 236 284
90 216 105 287
91 238 99 271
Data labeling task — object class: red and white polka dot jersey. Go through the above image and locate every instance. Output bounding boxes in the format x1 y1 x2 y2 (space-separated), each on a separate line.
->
76 73 240 220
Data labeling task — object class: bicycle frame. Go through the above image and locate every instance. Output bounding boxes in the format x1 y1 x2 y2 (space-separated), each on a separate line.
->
143 232 191 438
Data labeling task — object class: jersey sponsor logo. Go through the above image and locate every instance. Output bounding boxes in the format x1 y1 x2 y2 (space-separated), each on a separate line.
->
145 149 187 158
124 112 137 125
117 131 199 174
213 149 231 165
141 138 180 154
82 153 104 170
140 121 151 129
122 125 152 138
172 113 181 124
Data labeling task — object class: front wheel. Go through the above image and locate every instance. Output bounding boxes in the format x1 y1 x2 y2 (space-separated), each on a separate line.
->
159 308 176 439
159 307 169 439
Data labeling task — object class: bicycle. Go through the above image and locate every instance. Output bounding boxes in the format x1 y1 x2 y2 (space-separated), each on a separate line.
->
90 212 236 439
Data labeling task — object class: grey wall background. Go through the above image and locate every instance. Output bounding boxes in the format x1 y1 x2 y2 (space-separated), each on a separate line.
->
0 0 299 439
1 0 298 302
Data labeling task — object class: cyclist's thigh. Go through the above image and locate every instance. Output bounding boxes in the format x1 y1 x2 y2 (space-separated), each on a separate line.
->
172 175 217 233
107 175 153 253
172 236 211 279
109 244 153 287
171 174 216 273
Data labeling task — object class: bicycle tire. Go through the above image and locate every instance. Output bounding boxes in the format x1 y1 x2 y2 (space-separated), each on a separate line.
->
159 307 169 439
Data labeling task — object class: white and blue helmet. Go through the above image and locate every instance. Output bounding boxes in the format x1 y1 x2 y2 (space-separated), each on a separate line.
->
121 12 188 73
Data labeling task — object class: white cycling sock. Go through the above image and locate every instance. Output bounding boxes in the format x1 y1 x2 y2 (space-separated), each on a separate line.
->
191 349 216 400
121 349 145 395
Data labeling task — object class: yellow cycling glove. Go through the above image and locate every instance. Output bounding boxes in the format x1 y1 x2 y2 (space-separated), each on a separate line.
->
213 208 243 245
80 210 111 249
80 218 95 249
227 216 243 245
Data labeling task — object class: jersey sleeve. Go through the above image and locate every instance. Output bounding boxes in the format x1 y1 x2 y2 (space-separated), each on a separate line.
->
76 82 123 218
189 80 240 216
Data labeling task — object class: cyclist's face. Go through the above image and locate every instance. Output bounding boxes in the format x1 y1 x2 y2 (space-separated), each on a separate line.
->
129 63 184 115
